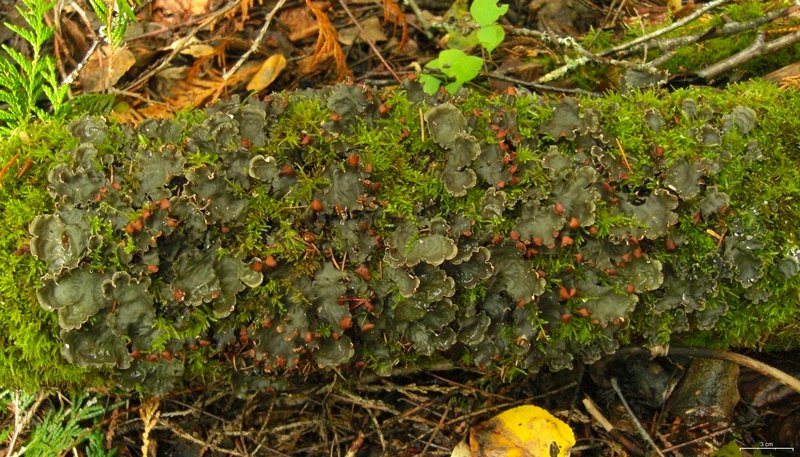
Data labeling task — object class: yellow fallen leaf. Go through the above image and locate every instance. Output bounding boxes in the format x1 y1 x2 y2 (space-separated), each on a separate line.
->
246 54 288 92
468 405 575 457
451 440 472 457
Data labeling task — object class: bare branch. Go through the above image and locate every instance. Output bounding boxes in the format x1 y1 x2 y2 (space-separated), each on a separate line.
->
600 0 731 57
223 0 289 81
698 30 800 80
624 6 790 58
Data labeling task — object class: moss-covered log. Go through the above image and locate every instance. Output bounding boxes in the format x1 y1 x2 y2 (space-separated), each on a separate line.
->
2 80 799 393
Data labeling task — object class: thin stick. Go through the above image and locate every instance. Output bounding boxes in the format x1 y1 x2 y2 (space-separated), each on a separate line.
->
6 391 49 457
338 0 402 83
486 73 601 97
616 138 632 172
635 6 790 57
403 0 434 40
223 0 289 80
123 1 241 92
698 30 800 81
610 377 666 457
345 431 366 457
159 418 249 456
62 37 101 86
661 426 732 454
582 396 614 432
420 401 451 455
601 0 731 57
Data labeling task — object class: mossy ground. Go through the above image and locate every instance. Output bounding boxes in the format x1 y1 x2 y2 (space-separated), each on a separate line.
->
2 79 800 392
579 80 800 350
0 124 103 390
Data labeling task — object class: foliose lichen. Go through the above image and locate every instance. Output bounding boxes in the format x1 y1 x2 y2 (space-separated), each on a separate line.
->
27 82 800 393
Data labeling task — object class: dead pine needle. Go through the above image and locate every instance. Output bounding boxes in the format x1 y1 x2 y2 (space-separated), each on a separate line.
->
615 138 632 172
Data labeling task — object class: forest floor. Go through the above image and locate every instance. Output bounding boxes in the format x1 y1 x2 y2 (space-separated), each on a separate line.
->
2 0 800 456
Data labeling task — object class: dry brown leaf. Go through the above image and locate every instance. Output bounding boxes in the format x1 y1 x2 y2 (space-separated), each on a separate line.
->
280 5 322 41
152 0 212 25
79 45 136 93
338 16 388 46
246 54 288 91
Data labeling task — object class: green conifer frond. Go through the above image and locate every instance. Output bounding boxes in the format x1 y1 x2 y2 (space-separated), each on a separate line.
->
0 0 67 132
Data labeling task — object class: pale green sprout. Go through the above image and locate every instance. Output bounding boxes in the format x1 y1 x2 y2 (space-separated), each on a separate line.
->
421 0 508 94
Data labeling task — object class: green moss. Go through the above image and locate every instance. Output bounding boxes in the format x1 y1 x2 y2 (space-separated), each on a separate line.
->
5 79 800 393
0 122 102 390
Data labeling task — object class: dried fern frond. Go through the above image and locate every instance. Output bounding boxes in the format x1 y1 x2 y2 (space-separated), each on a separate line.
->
779 75 800 90
382 0 408 50
304 0 351 80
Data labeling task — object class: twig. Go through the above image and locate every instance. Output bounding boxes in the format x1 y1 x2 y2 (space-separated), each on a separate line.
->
566 36 665 76
420 401 451 455
332 390 400 415
673 347 800 394
615 138 632 172
62 37 102 86
610 377 666 457
648 48 678 67
505 25 552 41
123 1 242 92
533 0 731 83
486 73 601 97
537 55 592 84
661 426 733 454
6 391 49 457
403 0 434 40
634 6 790 57
698 30 800 81
600 0 732 57
583 395 646 456
582 396 613 432
344 431 366 457
328 246 340 270
159 418 249 456
367 408 388 451
338 0 402 83
223 0 289 80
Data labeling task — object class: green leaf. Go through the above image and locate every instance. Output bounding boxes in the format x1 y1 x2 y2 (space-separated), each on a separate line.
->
419 73 443 95
444 81 464 94
470 0 508 27
477 24 505 53
437 49 483 81
445 30 480 52
425 49 483 94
